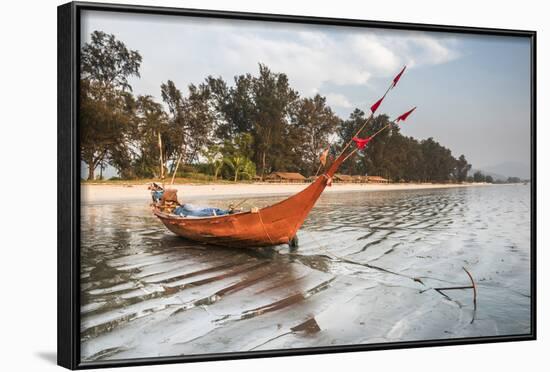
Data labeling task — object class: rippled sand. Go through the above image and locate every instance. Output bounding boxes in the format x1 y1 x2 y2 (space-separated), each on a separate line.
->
80 185 531 361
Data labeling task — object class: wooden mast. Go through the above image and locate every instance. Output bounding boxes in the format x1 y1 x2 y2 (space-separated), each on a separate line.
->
158 131 164 188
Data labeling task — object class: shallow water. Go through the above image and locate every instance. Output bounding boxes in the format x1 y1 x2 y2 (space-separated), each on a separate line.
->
80 185 531 361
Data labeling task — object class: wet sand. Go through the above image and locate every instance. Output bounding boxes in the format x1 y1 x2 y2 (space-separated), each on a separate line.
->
80 185 531 361
81 182 487 204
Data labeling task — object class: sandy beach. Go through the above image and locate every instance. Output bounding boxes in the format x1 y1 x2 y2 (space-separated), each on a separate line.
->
81 182 488 204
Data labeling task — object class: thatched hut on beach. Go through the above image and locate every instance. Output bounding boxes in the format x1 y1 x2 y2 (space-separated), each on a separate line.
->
366 175 389 184
333 174 355 183
265 172 306 183
353 175 367 183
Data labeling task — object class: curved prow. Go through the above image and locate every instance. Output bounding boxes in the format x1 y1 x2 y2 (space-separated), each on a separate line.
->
325 152 347 178
257 152 348 240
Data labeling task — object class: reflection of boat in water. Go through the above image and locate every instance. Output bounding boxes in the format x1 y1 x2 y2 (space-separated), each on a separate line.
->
152 154 345 248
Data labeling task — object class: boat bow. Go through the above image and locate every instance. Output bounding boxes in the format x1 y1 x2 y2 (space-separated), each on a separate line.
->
153 153 347 248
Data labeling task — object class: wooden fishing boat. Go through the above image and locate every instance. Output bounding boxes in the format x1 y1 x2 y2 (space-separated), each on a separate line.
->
152 154 345 248
152 66 413 248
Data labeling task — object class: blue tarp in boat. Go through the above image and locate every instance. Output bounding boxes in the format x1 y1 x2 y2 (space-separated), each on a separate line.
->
173 204 230 217
152 190 164 202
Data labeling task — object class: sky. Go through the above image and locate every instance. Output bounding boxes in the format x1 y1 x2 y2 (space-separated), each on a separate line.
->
81 10 532 177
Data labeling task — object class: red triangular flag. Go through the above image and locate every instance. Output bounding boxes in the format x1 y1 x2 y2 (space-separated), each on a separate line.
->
319 148 329 166
352 136 373 150
392 66 407 88
370 96 384 114
396 107 417 122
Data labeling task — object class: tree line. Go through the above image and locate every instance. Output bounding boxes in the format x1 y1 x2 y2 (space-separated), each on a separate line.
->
81 31 474 183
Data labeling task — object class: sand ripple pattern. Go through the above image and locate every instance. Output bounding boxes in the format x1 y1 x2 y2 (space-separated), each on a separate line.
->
80 185 531 361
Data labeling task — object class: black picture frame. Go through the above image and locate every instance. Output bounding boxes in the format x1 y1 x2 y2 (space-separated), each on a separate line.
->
58 1 537 369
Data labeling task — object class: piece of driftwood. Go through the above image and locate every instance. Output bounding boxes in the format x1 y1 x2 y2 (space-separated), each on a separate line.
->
429 267 477 323
463 267 477 311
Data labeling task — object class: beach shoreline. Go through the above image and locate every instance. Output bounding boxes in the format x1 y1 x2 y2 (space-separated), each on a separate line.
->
81 181 490 204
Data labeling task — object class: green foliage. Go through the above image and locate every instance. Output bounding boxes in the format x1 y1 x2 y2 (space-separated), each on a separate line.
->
291 94 341 176
336 114 461 183
131 95 169 178
200 133 256 181
81 31 142 92
472 171 495 183
224 155 256 182
80 31 142 180
80 79 138 180
221 133 256 181
201 145 224 180
419 138 456 182
250 64 300 178
473 171 485 182
161 80 215 171
455 154 472 183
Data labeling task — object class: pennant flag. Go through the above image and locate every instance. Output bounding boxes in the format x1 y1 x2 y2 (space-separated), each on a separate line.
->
352 136 373 150
370 96 385 114
396 106 417 122
319 148 329 166
392 66 407 88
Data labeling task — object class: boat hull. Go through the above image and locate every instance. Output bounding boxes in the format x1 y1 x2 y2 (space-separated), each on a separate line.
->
153 155 344 248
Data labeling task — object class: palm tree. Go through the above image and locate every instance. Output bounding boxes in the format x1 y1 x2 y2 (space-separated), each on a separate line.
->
202 145 224 180
212 157 224 180
224 155 256 182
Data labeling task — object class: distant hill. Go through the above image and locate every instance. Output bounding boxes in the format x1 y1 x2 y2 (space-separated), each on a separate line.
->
479 161 530 180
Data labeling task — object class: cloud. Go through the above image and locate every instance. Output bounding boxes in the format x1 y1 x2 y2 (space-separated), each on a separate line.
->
325 93 353 108
214 27 459 95
83 11 460 101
